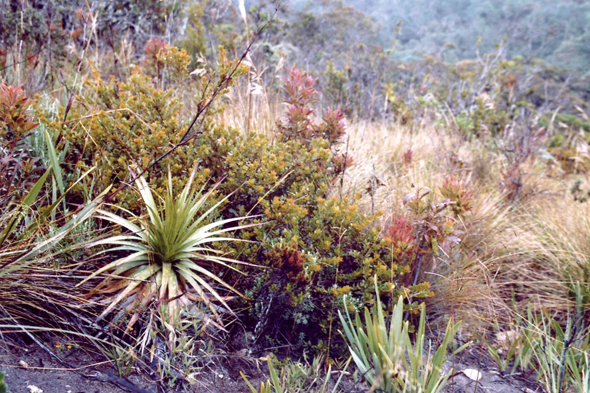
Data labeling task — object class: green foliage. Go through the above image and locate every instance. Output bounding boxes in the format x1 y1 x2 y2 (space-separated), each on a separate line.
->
79 168 260 334
488 283 589 392
526 303 589 393
569 348 590 393
287 3 377 60
0 0 70 66
0 167 51 247
485 325 536 375
178 1 208 64
0 371 6 393
339 278 469 393
240 354 350 393
51 67 185 206
542 113 590 134
0 0 190 86
198 120 420 354
0 82 97 264
191 67 432 355
36 49 429 356
384 82 413 125
485 338 521 374
41 45 248 210
323 61 361 116
331 0 590 71
95 0 184 43
0 135 106 340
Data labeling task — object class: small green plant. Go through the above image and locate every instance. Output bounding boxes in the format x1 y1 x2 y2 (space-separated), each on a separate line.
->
240 354 350 393
0 371 7 393
528 307 589 393
485 306 538 375
79 166 262 333
531 310 573 393
496 290 589 393
339 277 469 393
569 350 589 393
485 336 520 374
485 330 535 375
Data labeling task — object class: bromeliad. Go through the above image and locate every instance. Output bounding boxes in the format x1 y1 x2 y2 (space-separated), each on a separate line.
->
78 166 264 331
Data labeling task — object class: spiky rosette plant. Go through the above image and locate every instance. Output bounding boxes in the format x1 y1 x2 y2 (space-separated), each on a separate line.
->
79 167 262 330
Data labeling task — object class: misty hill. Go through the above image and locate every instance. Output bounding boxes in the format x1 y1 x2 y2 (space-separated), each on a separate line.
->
292 0 590 71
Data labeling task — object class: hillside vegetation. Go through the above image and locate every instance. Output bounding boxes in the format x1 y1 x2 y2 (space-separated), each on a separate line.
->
0 1 588 392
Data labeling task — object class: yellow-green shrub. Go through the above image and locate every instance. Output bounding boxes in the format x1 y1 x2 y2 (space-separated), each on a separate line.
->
40 45 246 210
43 57 431 356
196 124 423 355
187 67 431 355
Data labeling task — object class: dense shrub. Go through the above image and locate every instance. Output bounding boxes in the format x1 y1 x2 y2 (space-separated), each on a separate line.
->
40 45 247 209
181 66 431 355
44 53 431 355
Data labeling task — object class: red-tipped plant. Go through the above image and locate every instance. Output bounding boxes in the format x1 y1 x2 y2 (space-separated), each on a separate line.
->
439 175 473 217
0 84 38 148
279 66 349 150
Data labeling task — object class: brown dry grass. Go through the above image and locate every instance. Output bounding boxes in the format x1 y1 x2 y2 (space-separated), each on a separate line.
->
340 117 590 333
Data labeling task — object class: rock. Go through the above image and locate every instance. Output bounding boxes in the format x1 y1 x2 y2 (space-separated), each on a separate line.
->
462 368 483 381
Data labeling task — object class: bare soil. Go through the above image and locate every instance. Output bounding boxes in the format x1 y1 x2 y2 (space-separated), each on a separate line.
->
0 344 153 393
0 335 542 393
0 339 272 393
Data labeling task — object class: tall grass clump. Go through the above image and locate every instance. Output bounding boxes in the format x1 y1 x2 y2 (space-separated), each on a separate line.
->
0 83 113 359
339 278 469 393
491 197 590 320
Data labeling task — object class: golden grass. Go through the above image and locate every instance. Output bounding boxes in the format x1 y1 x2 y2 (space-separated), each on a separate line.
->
505 197 590 314
341 118 589 331
339 120 497 213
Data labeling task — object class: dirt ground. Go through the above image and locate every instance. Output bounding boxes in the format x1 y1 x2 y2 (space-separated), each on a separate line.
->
442 344 543 393
0 336 543 393
0 339 274 393
0 344 153 393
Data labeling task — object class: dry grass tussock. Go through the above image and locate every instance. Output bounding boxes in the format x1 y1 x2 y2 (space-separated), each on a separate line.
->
340 121 495 210
339 118 589 333
504 198 590 315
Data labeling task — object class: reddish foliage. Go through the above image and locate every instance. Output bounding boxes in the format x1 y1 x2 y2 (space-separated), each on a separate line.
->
281 65 318 107
143 38 167 71
0 84 43 206
382 216 415 255
279 65 348 149
0 84 39 147
268 245 309 284
402 148 413 166
319 107 347 143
